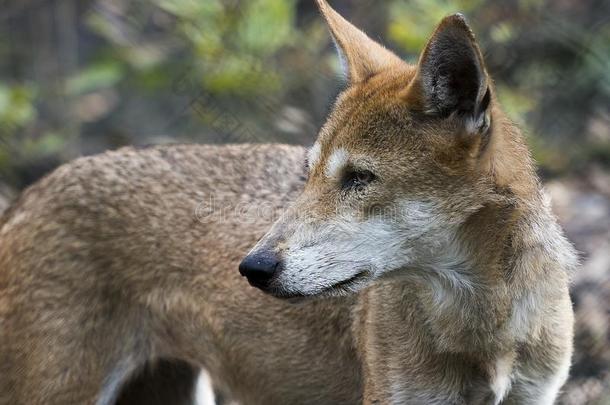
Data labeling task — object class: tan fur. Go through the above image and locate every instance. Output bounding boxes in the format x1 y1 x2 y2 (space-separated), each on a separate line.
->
0 2 576 404
0 144 360 405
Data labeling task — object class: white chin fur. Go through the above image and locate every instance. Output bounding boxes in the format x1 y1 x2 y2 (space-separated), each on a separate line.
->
274 200 443 295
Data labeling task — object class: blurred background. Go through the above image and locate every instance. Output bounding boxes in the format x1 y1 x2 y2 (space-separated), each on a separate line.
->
0 0 608 403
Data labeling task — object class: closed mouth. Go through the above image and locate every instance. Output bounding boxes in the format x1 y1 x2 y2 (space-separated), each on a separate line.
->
324 270 370 294
271 270 371 301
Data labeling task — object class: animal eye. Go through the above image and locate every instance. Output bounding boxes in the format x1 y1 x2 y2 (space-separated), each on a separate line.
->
342 169 376 190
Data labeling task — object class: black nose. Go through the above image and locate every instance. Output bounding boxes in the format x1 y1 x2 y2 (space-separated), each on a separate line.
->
239 251 281 289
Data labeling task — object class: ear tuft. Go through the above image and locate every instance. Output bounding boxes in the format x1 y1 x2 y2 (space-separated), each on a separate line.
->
412 13 491 133
315 0 405 84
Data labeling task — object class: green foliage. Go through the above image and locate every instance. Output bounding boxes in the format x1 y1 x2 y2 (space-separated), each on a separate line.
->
0 84 36 132
65 62 124 95
22 132 65 156
0 84 67 180
584 24 610 94
237 0 296 55
496 85 535 127
0 0 607 186
387 0 483 57
156 0 295 95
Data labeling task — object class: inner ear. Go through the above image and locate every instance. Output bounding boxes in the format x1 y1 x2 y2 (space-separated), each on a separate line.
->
422 33 483 117
409 14 490 129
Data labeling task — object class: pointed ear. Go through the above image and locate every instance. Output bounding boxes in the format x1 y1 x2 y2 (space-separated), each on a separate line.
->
316 0 405 84
408 14 491 133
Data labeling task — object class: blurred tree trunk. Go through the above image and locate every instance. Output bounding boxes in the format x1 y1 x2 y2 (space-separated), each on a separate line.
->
30 0 80 156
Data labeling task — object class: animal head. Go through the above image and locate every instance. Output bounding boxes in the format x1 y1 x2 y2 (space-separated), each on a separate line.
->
240 0 530 298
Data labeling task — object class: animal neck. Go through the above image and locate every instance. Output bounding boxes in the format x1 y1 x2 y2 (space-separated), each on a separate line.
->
408 190 574 355
408 205 511 354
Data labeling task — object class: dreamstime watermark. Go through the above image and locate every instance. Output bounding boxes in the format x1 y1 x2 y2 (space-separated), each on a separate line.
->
194 194 406 225
195 195 280 225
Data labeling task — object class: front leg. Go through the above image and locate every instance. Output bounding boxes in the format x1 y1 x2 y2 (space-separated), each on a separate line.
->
503 346 572 405
357 287 480 405
504 293 574 405
357 285 507 405
362 352 497 405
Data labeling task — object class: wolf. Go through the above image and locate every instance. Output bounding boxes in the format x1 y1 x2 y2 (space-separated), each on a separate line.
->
0 1 576 404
